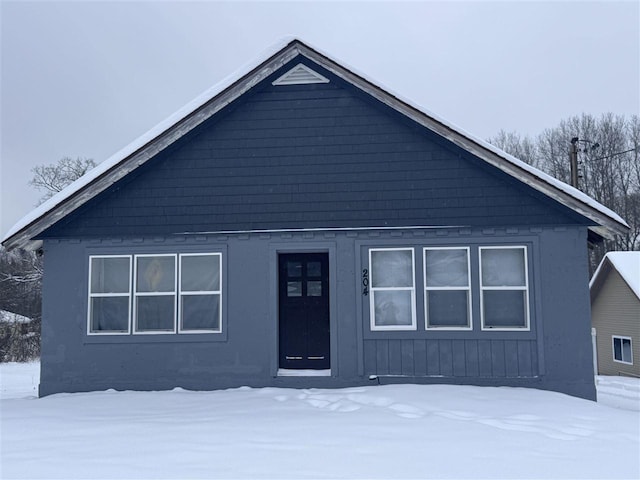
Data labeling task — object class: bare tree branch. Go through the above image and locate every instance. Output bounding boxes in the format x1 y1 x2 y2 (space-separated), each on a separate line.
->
29 157 96 205
489 113 640 272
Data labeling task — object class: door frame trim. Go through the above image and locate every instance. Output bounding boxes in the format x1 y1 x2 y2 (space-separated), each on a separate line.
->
269 241 337 377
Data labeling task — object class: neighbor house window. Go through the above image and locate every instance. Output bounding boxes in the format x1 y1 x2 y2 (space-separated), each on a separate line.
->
179 253 222 333
88 256 132 334
424 247 471 329
613 336 633 364
480 246 529 330
369 248 416 330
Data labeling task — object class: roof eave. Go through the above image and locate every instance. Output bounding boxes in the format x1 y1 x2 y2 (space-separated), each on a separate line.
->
2 38 629 250
2 40 306 251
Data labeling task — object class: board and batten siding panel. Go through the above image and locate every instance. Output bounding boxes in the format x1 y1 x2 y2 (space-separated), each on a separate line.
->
363 339 538 378
592 269 640 377
42 58 584 239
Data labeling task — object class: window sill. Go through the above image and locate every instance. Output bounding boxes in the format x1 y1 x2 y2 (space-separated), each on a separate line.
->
613 359 634 366
84 333 227 344
277 369 331 377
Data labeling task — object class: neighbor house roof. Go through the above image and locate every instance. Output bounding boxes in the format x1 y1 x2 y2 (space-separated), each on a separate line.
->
2 37 630 250
590 251 640 301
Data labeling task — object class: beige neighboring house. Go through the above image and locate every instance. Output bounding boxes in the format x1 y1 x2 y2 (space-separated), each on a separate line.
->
590 251 640 377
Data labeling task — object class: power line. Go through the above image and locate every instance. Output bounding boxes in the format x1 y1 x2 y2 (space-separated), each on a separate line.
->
589 147 638 162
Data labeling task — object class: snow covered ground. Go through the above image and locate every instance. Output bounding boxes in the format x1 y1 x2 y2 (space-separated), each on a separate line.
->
1 362 638 479
597 375 640 411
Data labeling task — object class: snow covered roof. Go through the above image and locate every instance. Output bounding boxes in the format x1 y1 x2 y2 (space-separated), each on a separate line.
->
590 251 640 301
0 310 33 324
2 37 630 250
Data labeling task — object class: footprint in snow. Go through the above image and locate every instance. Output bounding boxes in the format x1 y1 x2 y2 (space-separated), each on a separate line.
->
476 418 591 441
326 400 361 412
307 399 332 408
506 414 542 421
388 403 424 418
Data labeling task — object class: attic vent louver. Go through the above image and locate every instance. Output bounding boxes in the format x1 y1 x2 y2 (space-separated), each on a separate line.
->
272 63 330 85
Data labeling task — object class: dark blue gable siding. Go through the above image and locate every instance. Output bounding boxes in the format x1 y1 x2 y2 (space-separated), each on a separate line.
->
41 59 589 238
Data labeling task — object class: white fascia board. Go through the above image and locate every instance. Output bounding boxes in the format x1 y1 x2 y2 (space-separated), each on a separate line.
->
2 37 301 250
293 43 629 237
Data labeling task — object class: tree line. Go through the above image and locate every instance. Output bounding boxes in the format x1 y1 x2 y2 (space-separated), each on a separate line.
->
0 157 95 361
487 113 639 271
0 116 638 361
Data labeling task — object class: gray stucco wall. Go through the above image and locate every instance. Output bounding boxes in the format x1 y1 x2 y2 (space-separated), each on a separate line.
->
39 225 596 400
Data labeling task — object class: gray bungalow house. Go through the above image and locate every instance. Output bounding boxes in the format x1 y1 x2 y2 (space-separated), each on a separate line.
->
2 38 629 399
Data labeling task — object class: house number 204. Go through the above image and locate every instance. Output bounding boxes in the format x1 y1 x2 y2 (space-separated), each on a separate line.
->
362 269 369 296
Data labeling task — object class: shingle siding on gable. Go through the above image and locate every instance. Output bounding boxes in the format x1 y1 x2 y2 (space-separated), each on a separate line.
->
41 62 585 239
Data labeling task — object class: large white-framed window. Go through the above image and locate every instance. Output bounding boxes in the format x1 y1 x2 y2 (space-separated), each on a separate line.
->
87 252 223 336
179 253 222 333
424 247 472 330
480 246 530 330
369 248 416 331
87 255 132 335
133 254 177 334
612 336 633 364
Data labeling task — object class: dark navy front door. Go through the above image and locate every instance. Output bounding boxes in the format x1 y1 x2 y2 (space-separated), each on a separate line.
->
278 253 330 369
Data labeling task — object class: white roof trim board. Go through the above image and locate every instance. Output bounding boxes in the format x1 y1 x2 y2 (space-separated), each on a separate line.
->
2 37 630 251
272 63 330 85
590 251 640 301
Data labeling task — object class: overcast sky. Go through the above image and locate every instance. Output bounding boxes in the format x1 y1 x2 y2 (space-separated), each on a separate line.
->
1 1 638 238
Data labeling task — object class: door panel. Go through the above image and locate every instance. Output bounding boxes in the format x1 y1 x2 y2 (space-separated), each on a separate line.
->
279 253 330 369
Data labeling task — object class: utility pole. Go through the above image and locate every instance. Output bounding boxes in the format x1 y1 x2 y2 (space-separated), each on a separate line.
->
569 137 599 190
569 137 579 188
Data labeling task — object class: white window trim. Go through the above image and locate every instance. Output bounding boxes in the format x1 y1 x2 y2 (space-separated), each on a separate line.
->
479 246 530 331
423 247 472 331
178 253 222 334
612 336 633 365
369 247 417 331
87 255 132 336
133 254 177 335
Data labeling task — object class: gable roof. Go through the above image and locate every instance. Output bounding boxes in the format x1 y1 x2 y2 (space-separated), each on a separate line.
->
2 37 629 251
590 251 640 301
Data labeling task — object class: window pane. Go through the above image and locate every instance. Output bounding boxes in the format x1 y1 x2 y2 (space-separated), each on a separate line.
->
91 257 130 293
373 290 413 326
307 281 322 296
287 281 302 297
181 255 220 292
90 297 129 332
427 290 469 327
287 261 302 278
307 261 321 277
482 249 526 286
614 338 622 361
371 250 413 288
483 290 527 328
136 295 175 331
137 256 175 293
425 249 468 287
622 339 632 363
181 295 220 331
